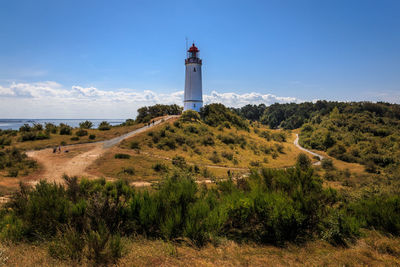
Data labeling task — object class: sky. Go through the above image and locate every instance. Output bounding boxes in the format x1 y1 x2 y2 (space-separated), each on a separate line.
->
0 0 399 118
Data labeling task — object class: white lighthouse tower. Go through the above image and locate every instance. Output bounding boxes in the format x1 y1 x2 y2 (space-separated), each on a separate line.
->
184 43 203 112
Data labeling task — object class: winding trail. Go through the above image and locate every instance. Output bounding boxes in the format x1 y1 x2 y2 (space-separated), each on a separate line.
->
293 133 324 165
25 125 323 188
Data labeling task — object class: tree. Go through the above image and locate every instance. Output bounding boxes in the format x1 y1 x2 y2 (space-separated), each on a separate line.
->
79 120 93 129
296 153 311 171
180 110 200 122
98 121 111 131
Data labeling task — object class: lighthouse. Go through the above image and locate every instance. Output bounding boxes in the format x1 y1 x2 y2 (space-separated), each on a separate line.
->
184 43 203 112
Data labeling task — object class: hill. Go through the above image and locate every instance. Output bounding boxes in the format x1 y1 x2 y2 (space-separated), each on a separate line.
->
87 104 301 182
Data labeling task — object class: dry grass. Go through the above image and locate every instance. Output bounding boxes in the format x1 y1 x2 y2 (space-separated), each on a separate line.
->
11 123 144 151
2 231 400 266
124 120 301 168
85 119 304 182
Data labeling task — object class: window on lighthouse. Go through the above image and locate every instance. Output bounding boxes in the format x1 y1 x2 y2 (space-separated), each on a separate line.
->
193 67 196 72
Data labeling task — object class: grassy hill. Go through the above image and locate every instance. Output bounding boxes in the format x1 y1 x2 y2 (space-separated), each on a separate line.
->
88 105 301 182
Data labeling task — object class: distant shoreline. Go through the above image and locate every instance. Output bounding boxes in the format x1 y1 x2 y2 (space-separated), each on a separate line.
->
0 118 126 130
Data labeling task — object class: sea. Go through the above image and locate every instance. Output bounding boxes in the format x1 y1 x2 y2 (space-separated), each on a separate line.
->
0 119 126 130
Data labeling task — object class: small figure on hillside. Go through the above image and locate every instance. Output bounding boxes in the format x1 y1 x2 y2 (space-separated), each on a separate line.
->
152 120 155 125
53 147 57 153
58 145 61 153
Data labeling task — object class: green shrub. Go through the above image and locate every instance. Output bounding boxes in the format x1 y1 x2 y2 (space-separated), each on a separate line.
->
121 167 135 175
349 195 400 236
70 136 79 141
221 151 233 161
79 120 93 129
89 134 96 140
296 153 311 170
209 151 221 164
152 162 168 172
76 129 88 137
130 141 140 149
7 168 19 177
45 123 58 134
114 153 131 159
98 121 111 131
180 110 201 122
321 158 335 170
59 124 72 135
172 156 186 169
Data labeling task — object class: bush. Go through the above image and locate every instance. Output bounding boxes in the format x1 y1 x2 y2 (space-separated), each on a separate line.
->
209 151 221 164
121 167 135 175
7 168 19 177
130 141 140 149
79 120 93 129
89 134 96 140
114 153 131 159
296 153 311 170
321 158 335 170
172 156 186 169
152 162 168 172
98 121 111 131
180 110 201 122
70 136 80 141
45 123 58 134
75 129 88 137
350 195 400 236
59 124 72 135
221 151 233 161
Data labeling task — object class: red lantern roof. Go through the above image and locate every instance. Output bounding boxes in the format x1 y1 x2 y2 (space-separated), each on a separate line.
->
188 43 199 53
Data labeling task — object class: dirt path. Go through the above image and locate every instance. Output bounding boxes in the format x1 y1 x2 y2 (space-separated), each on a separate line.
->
26 116 178 184
25 125 319 188
294 134 324 165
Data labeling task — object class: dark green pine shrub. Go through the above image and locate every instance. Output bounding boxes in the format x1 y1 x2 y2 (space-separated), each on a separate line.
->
75 129 88 137
98 121 111 131
114 153 131 159
79 120 93 129
59 124 72 135
89 134 96 140
130 141 140 149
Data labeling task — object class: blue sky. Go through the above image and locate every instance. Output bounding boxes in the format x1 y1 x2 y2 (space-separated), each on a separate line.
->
0 0 399 118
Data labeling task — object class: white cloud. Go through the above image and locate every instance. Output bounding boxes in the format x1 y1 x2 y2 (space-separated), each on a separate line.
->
0 81 300 118
204 91 300 107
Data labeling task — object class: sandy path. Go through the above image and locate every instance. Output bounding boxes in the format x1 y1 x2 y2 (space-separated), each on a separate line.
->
294 134 324 165
26 116 177 184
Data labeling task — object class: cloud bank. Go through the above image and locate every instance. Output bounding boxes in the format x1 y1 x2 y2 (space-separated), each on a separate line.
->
0 81 301 118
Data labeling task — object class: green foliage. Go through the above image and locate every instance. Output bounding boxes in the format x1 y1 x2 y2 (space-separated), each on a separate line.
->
130 141 140 149
209 151 221 164
89 134 96 140
231 104 267 121
172 156 186 169
75 129 88 137
45 123 57 134
18 124 50 142
296 153 311 171
70 136 79 141
79 120 93 129
4 166 399 263
298 102 400 171
321 158 335 170
114 153 131 159
136 104 182 123
200 103 249 130
349 195 400 236
59 123 72 135
98 121 111 131
180 110 201 122
0 147 37 176
152 162 168 172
